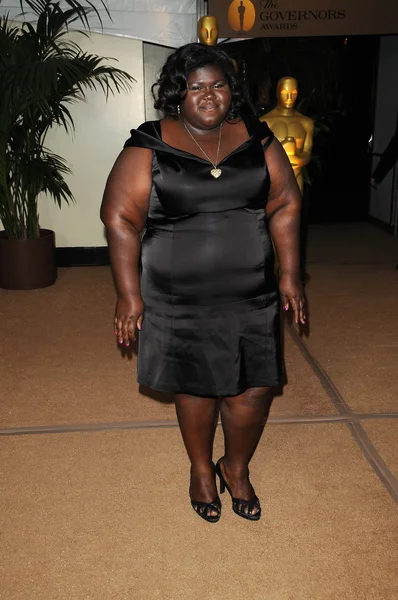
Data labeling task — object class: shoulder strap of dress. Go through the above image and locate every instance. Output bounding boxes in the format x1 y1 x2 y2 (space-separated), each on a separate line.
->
242 114 274 151
257 119 274 151
123 121 166 152
262 132 274 151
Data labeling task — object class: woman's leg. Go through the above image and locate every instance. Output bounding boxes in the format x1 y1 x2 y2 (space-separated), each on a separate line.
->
219 387 272 507
175 394 219 511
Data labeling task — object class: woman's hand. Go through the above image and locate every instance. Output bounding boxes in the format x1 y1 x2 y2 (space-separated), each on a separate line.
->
114 295 144 347
279 273 306 325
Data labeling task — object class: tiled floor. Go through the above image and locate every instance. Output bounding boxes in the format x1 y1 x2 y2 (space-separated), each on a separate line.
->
0 222 397 599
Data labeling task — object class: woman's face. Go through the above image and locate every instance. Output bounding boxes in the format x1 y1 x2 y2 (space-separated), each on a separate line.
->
181 65 232 131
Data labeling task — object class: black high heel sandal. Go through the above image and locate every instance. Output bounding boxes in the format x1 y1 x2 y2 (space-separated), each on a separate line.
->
190 463 221 523
215 458 261 521
190 497 221 523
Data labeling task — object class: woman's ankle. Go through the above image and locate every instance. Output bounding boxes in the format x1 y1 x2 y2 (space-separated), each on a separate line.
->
190 460 214 475
222 457 249 478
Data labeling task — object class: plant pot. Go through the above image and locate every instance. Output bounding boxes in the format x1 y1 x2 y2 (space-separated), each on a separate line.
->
0 229 57 290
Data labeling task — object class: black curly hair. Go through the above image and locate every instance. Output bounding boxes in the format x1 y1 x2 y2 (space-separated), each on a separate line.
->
152 43 244 120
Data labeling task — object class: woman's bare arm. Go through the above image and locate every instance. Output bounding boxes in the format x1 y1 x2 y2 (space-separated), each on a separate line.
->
100 146 152 345
264 138 306 324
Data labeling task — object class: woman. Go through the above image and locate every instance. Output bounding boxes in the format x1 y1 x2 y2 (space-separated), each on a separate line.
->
101 43 306 523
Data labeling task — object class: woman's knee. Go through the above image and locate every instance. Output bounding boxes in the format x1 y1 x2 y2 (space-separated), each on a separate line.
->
223 387 270 410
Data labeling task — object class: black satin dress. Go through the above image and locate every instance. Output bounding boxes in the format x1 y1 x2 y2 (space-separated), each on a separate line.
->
124 115 283 397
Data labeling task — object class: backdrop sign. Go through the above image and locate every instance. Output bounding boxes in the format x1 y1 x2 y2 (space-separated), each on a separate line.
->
209 0 398 37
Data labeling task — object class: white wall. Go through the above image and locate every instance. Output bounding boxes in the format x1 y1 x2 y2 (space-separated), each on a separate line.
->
143 42 173 121
37 32 145 247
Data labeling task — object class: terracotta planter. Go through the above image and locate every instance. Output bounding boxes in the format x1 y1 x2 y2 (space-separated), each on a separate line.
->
0 229 57 290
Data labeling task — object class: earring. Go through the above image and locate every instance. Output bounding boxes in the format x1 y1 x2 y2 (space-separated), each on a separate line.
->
177 105 181 117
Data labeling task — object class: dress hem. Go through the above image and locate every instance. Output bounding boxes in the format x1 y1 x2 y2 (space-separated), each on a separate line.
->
137 378 283 398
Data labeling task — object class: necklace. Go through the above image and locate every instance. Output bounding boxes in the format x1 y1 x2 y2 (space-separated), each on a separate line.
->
183 121 223 178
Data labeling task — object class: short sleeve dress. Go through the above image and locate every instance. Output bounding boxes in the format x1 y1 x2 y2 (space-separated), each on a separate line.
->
124 114 284 397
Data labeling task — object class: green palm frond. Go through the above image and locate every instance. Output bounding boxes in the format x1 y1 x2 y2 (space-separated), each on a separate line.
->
6 148 74 238
0 0 134 239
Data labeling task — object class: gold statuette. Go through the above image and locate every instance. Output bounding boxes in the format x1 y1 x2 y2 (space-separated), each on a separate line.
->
198 16 219 46
261 77 314 194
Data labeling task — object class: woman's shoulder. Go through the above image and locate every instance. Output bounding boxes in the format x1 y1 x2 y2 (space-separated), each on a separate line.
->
241 114 274 140
136 120 161 134
124 120 161 149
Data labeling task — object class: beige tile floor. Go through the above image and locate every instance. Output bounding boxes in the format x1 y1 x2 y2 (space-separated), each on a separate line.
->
0 222 397 599
1 425 397 600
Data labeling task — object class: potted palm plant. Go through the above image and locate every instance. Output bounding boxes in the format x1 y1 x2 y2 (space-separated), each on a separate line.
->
0 0 134 289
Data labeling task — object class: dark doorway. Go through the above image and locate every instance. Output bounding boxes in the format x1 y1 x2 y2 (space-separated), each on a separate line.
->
222 35 380 223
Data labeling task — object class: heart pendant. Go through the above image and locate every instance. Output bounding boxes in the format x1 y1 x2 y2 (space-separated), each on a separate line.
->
210 168 222 179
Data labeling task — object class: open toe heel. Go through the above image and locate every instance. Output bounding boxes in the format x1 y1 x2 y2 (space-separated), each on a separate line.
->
215 458 261 521
190 463 221 523
190 497 221 523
